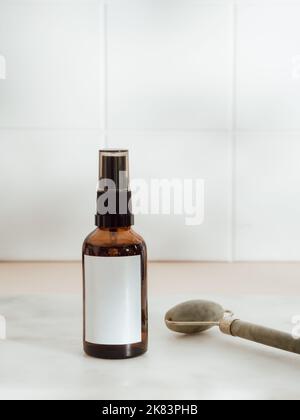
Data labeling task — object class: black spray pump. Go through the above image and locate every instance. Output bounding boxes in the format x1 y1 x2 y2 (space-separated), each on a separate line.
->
95 150 134 228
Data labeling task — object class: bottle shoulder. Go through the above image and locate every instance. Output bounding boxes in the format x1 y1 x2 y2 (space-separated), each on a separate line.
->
83 227 147 258
83 227 145 246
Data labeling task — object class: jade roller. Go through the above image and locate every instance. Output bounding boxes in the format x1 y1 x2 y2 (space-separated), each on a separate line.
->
165 300 300 355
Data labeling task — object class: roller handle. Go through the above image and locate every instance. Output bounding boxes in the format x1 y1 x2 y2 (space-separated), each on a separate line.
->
220 318 300 355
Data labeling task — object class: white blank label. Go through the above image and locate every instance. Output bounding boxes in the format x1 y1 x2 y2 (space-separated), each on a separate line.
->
85 255 142 345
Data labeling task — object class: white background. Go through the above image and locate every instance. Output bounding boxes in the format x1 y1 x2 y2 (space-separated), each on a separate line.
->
0 0 300 261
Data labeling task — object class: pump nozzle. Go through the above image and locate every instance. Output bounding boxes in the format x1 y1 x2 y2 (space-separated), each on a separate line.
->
96 150 134 228
99 150 129 191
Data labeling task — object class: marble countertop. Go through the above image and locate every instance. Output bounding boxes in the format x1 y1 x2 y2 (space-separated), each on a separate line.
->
0 262 300 400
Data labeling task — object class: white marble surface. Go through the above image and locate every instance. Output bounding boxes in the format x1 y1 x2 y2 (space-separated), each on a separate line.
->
0 293 300 400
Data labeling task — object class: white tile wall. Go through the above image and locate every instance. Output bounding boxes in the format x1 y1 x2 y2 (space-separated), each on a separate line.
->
0 0 300 261
0 0 100 128
108 132 231 261
0 130 103 260
237 0 300 130
236 132 300 261
106 0 232 130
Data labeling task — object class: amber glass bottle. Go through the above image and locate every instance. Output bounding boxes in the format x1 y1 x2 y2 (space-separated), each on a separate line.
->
82 150 148 359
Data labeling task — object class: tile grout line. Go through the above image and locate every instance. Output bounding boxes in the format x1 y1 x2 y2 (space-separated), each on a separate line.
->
100 0 109 148
231 0 238 262
104 2 109 147
1 128 300 133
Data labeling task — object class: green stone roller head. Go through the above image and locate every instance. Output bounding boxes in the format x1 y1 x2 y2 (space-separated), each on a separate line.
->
165 300 300 356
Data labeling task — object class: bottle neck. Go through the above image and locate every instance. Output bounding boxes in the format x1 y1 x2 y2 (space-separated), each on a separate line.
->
98 227 131 232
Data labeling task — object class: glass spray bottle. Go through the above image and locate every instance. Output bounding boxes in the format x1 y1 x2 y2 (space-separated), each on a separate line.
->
82 150 148 359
